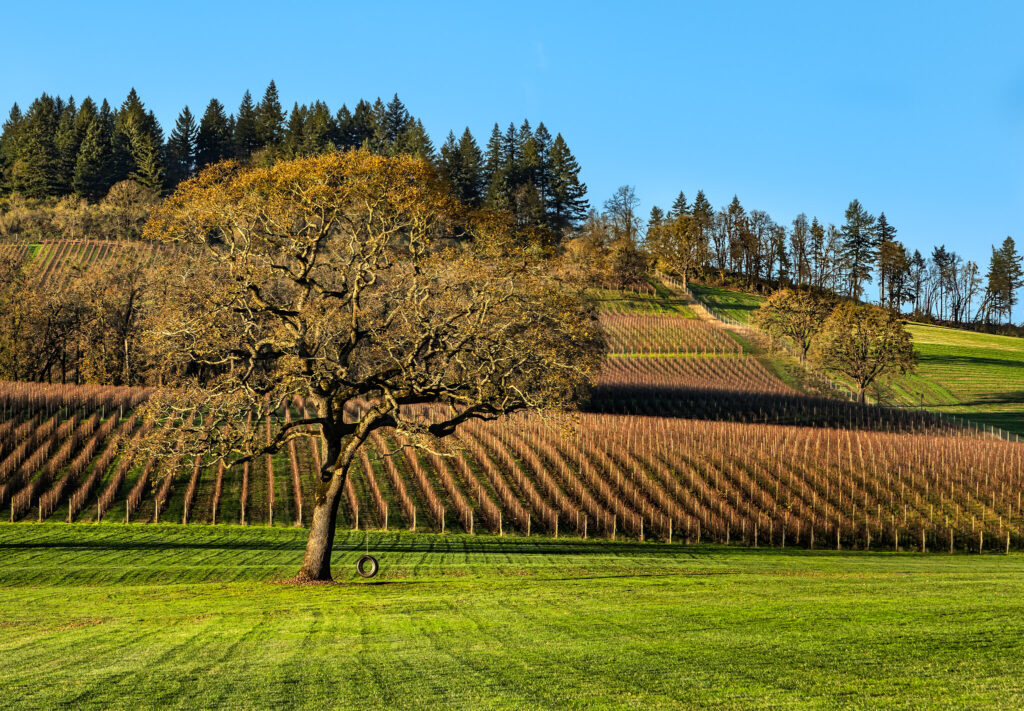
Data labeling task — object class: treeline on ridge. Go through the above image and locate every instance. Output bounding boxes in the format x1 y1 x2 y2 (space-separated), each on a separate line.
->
0 81 588 244
572 184 1023 329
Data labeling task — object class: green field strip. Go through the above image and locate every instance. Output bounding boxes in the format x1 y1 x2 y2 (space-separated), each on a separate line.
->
688 282 765 323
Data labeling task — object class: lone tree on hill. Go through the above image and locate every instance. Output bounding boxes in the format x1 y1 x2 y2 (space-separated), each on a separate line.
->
646 212 709 287
753 288 836 363
809 302 915 404
140 150 604 582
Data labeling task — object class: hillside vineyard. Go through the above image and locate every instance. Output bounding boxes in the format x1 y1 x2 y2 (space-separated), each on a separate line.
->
1 287 1021 552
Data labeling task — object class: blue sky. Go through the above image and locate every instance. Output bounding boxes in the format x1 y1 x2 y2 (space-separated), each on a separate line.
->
4 1 1023 269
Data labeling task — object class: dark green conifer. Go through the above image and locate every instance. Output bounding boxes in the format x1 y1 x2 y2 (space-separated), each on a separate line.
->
196 98 233 169
255 80 285 148
669 191 689 218
11 94 61 198
546 133 588 233
166 106 198 186
233 90 259 159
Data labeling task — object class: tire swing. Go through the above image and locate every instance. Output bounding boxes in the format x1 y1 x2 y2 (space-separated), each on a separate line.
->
356 554 379 578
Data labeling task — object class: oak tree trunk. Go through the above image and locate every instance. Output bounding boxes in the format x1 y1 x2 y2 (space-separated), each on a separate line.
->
296 464 348 582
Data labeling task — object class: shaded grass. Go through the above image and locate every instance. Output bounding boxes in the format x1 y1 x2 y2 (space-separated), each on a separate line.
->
688 282 764 323
2 524 1024 709
589 281 696 317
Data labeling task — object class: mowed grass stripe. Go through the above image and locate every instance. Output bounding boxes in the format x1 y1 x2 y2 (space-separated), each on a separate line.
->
1 524 1024 709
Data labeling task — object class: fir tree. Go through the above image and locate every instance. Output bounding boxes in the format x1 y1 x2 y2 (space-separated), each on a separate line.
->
369 97 388 153
456 128 484 206
0 103 23 194
112 89 164 191
502 122 519 186
233 90 259 159
72 105 115 200
381 94 411 152
333 104 354 149
439 128 484 206
196 98 233 169
282 102 306 157
11 94 61 198
874 212 897 303
669 191 689 218
396 119 435 162
53 96 80 195
483 124 509 210
648 206 665 229
349 100 376 150
986 237 1024 323
840 199 877 299
531 122 554 209
166 106 198 187
255 80 285 148
546 133 588 233
302 101 336 156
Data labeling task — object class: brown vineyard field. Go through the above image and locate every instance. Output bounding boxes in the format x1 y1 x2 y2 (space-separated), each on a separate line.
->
0 377 1020 552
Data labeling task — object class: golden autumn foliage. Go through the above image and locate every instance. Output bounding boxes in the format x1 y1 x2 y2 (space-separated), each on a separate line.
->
140 150 605 580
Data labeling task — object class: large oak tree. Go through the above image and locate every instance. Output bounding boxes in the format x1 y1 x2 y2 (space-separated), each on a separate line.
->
809 302 915 404
140 150 604 581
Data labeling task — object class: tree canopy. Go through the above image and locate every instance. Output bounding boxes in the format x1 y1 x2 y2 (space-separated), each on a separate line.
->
809 302 915 403
140 150 604 581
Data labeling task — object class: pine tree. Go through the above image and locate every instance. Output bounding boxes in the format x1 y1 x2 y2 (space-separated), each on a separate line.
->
382 94 411 152
483 124 509 210
396 119 435 162
283 102 307 157
669 191 690 218
986 237 1024 323
546 133 588 233
302 101 336 156
334 104 354 149
874 212 897 303
166 106 198 187
196 98 233 169
0 103 24 194
73 106 115 200
438 127 484 206
648 206 665 229
840 199 877 299
10 94 61 198
233 90 259 159
255 80 285 148
112 89 164 191
349 100 376 150
53 96 81 195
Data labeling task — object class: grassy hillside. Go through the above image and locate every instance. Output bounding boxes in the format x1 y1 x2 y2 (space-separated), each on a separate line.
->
687 282 763 323
891 323 1024 434
2 524 1023 709
590 279 696 317
686 281 1024 435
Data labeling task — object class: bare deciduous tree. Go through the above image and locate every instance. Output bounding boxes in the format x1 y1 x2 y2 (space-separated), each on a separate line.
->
140 151 604 581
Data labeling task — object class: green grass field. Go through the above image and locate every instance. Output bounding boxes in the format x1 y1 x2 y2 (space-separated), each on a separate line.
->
590 280 696 317
685 282 1024 434
887 323 1024 434
3 524 1024 709
687 282 764 323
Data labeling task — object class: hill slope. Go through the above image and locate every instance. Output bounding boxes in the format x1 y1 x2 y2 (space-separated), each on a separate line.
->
686 280 1024 435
